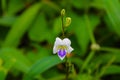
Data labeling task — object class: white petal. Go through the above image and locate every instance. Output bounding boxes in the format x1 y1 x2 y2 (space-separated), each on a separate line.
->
67 46 74 53
53 37 62 54
59 56 65 60
62 38 71 46
53 46 57 54
54 37 62 46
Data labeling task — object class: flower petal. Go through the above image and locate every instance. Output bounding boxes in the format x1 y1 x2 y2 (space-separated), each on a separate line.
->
54 37 63 46
62 38 71 46
58 49 66 60
67 46 74 53
53 46 57 54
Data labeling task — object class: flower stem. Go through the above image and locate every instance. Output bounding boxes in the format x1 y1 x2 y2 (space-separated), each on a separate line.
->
65 58 69 80
61 15 65 38
100 47 120 52
80 50 95 73
84 14 96 44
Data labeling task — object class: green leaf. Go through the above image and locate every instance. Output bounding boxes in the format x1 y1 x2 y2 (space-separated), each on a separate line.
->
53 17 61 36
3 3 42 47
71 0 90 9
0 69 6 80
103 0 120 36
92 52 120 64
69 13 100 55
91 0 103 9
7 0 26 15
0 16 16 26
104 65 120 75
77 74 93 80
23 56 63 80
1 0 7 13
28 13 48 42
0 48 31 73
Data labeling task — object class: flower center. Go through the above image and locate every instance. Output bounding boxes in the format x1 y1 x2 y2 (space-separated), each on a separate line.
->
58 49 66 57
57 45 67 50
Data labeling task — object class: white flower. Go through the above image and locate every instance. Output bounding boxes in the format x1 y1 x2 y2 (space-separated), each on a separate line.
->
53 37 74 60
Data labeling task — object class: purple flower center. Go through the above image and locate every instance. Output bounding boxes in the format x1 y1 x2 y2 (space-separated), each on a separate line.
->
58 49 66 58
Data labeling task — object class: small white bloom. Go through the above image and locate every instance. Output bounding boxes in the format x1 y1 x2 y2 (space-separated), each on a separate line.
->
53 37 74 60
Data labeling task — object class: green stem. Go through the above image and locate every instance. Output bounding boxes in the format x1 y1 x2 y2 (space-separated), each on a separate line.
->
100 47 120 52
1 0 7 14
84 14 96 44
81 51 95 73
61 15 65 38
97 56 115 78
65 58 69 80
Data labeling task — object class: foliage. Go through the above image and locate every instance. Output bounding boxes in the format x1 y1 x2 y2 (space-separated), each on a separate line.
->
0 0 120 80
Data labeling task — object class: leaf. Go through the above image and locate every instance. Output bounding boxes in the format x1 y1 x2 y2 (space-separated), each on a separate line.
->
91 0 103 9
104 65 120 75
0 69 6 80
103 0 120 36
53 17 61 36
7 0 26 15
71 0 90 9
23 56 63 80
28 13 48 42
3 3 42 47
0 48 31 73
92 52 120 64
77 74 93 80
69 12 100 55
0 16 16 26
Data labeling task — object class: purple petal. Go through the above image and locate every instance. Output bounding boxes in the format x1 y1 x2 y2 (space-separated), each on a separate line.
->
58 49 66 60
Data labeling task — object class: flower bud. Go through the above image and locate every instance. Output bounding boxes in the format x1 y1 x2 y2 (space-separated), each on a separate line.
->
61 9 65 16
65 17 71 27
91 43 100 51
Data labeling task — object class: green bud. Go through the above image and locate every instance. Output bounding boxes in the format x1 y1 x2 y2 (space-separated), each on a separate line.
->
61 9 65 16
65 17 71 27
91 43 100 51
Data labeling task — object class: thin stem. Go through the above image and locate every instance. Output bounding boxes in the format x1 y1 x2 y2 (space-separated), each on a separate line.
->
97 56 115 78
84 14 96 44
65 57 70 80
81 51 95 73
100 47 120 52
1 0 7 14
61 15 65 38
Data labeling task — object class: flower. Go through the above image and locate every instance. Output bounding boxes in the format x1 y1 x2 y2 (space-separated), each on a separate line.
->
53 37 74 60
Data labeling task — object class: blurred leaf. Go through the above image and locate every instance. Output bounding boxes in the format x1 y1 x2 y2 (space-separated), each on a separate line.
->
1 0 7 13
0 69 6 80
53 17 61 35
104 65 120 75
3 3 42 47
0 16 16 26
71 0 90 9
92 52 120 64
70 13 100 55
28 13 48 42
7 0 26 15
0 58 15 80
91 0 103 9
23 56 63 80
0 48 31 73
103 0 120 36
77 74 93 80
26 45 50 63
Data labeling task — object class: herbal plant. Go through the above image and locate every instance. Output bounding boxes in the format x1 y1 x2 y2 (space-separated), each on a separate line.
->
0 0 120 80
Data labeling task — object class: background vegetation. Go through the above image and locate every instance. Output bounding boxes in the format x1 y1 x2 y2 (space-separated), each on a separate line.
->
0 0 120 80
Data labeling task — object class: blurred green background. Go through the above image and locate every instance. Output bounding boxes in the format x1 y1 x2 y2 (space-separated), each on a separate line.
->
0 0 120 80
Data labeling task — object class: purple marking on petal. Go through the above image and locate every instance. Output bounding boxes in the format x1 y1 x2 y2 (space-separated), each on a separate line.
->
58 49 66 58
